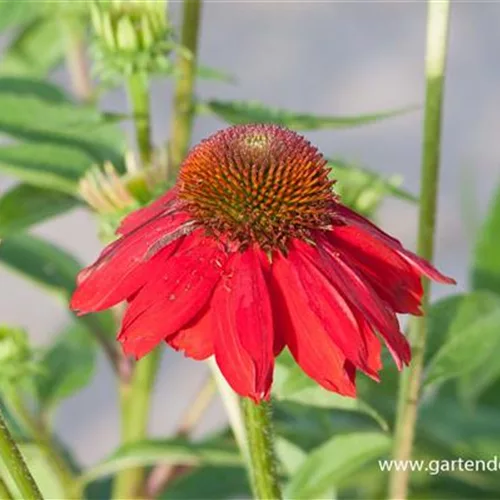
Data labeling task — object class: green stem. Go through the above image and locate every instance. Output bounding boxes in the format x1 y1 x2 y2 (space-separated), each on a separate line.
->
3 393 75 499
242 399 282 500
61 17 93 102
389 2 451 499
127 72 152 167
112 349 162 499
0 474 14 500
169 0 202 172
0 409 43 500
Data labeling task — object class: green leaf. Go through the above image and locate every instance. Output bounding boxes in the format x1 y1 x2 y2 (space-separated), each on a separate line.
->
472 182 500 294
35 322 97 409
328 158 418 215
275 437 307 477
0 142 95 193
284 432 391 500
0 78 69 103
0 84 124 165
0 233 80 298
425 291 500 387
0 443 65 499
0 1 39 32
274 353 388 431
0 18 64 77
196 65 235 83
0 184 77 237
80 438 242 486
162 466 250 500
201 100 417 131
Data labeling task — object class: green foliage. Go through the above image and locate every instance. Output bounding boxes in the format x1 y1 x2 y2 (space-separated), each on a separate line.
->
35 322 97 410
0 443 66 499
201 99 416 130
0 143 96 194
425 292 500 387
0 234 81 298
0 184 77 237
284 432 391 500
0 18 65 77
472 182 500 295
80 437 242 486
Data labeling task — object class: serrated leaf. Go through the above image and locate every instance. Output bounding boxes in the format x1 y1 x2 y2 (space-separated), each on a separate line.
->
425 292 500 387
201 100 416 131
274 353 388 431
472 182 500 294
80 438 242 486
35 322 97 409
0 233 80 298
284 432 391 500
0 443 65 499
0 142 95 193
0 18 64 77
0 184 77 237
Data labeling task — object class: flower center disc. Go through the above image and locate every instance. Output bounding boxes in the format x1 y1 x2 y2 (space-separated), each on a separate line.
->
178 124 335 250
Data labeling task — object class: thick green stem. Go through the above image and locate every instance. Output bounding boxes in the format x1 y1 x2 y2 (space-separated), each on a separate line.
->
0 410 43 500
242 399 282 500
169 0 202 172
389 2 451 499
0 474 14 500
127 72 152 167
4 393 75 498
112 349 162 499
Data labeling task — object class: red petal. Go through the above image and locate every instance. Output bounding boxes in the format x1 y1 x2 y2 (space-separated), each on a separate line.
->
316 235 411 368
287 240 380 378
167 306 214 360
70 210 193 313
398 250 456 285
326 224 425 315
272 252 357 397
116 189 178 235
213 248 274 402
118 237 226 358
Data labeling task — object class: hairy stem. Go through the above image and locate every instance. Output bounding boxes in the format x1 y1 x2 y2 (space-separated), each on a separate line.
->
127 72 152 167
0 474 14 500
0 409 43 500
169 0 202 172
242 399 282 500
389 2 451 499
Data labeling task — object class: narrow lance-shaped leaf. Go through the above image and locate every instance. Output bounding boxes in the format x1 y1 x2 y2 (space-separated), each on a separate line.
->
284 432 391 500
0 142 95 194
471 182 500 294
0 184 78 237
200 99 417 131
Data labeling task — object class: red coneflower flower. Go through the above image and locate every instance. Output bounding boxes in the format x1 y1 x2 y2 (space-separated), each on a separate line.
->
71 124 454 402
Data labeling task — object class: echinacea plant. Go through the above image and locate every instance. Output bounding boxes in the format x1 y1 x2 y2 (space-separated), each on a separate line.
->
6 2 500 500
71 124 454 402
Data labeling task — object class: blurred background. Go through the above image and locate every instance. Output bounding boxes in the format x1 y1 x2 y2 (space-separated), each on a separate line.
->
0 1 498 467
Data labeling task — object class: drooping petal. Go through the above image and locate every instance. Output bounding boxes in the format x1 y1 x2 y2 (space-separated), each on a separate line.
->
116 188 178 235
272 251 357 397
118 236 227 358
325 223 425 315
284 240 380 378
314 234 411 368
167 306 214 360
71 210 194 313
213 248 274 402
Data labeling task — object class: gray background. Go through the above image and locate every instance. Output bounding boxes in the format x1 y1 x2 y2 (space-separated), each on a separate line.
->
0 1 498 466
